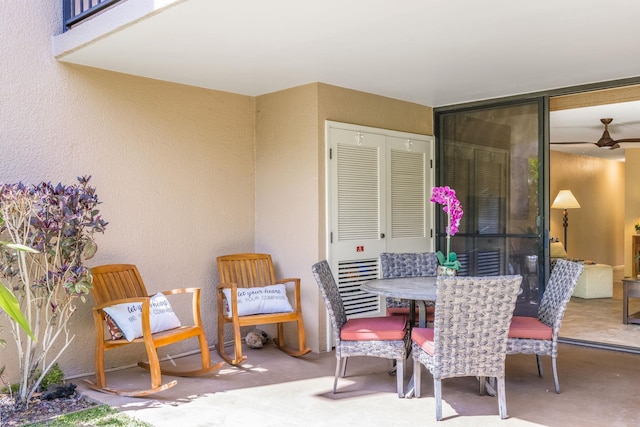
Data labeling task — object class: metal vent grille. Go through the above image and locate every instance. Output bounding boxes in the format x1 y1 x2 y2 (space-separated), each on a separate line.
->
337 258 380 316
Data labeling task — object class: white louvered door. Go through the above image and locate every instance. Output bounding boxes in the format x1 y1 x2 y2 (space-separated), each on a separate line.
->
326 121 434 318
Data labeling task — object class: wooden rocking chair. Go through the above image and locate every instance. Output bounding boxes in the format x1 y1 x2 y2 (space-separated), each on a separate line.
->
216 253 311 365
85 264 225 397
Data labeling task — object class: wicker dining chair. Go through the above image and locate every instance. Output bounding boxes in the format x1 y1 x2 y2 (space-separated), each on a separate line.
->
506 258 584 393
380 252 438 324
311 260 408 397
412 275 523 421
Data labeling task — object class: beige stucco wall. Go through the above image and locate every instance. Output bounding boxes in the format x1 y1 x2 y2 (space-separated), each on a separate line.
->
550 151 625 266
254 84 322 350
1 3 255 381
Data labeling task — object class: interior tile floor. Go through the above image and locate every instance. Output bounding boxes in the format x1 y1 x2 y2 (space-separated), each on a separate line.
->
76 338 640 426
561 269 640 350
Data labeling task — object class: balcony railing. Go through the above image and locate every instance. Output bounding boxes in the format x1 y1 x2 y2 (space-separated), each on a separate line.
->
63 0 121 31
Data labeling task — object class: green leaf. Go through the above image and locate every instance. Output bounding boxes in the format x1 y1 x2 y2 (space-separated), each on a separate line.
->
0 283 37 342
0 241 39 253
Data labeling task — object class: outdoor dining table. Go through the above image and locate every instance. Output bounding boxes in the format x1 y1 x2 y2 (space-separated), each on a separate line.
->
361 276 438 328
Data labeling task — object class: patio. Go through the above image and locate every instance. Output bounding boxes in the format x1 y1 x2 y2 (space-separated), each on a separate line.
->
75 341 640 426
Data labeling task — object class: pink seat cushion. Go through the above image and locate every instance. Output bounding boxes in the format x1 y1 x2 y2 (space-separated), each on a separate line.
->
411 327 435 355
508 316 553 340
340 316 407 341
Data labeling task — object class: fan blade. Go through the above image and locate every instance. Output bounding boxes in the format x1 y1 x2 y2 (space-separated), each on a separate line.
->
614 138 640 143
550 141 593 145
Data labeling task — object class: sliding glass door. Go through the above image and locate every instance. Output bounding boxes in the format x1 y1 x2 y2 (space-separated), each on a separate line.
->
435 100 545 316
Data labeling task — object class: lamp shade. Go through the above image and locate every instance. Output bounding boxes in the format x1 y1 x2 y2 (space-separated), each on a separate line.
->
551 190 581 209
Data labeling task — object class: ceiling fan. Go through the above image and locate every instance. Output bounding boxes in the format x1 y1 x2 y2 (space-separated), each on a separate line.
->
551 118 640 150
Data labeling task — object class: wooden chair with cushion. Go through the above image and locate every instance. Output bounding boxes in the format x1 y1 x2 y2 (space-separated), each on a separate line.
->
412 275 522 420
86 264 224 397
216 253 311 365
312 260 408 397
380 252 438 325
507 258 584 393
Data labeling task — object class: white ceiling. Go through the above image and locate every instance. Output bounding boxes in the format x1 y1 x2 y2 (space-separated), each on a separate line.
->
57 0 640 159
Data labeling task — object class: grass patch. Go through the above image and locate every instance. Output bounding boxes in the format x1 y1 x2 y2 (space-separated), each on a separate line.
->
24 404 153 426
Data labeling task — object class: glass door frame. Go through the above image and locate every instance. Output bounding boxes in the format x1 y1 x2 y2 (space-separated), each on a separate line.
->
434 96 550 302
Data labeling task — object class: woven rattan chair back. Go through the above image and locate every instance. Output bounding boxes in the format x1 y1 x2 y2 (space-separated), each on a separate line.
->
380 252 438 310
538 259 584 329
431 275 522 378
311 260 348 344
412 275 522 420
380 252 439 278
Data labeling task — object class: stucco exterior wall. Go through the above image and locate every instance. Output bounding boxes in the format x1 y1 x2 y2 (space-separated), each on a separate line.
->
1 3 255 381
550 151 625 266
254 84 322 350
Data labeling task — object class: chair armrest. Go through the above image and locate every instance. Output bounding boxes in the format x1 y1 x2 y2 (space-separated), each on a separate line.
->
276 278 302 311
93 296 149 312
217 282 239 319
160 287 200 296
159 288 202 326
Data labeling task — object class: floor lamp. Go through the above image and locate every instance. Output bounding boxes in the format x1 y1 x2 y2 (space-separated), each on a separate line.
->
551 190 581 252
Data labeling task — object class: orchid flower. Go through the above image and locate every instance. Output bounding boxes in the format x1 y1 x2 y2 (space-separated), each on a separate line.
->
431 186 463 270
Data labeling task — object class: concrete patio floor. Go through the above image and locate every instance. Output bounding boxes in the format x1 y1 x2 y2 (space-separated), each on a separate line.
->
76 342 640 426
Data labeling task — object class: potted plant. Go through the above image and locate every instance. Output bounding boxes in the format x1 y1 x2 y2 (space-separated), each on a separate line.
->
0 176 107 406
430 186 463 275
635 223 640 234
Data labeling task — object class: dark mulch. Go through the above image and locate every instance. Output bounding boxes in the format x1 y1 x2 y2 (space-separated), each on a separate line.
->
0 385 98 426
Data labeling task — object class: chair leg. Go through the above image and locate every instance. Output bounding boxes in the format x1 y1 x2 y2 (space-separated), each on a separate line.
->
396 358 404 398
273 319 312 357
94 344 107 389
413 358 421 397
496 376 508 419
340 357 348 377
275 322 285 347
434 378 443 421
552 355 560 394
143 342 163 390
478 375 486 395
333 356 343 393
536 354 543 377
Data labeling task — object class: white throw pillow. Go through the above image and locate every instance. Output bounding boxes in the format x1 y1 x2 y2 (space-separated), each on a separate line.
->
103 292 182 342
222 284 293 317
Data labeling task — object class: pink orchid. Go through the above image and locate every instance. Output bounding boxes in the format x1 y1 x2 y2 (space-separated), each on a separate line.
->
431 186 463 270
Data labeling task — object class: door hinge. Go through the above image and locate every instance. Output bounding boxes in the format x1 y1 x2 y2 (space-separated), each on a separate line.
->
329 148 332 160
330 232 333 243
